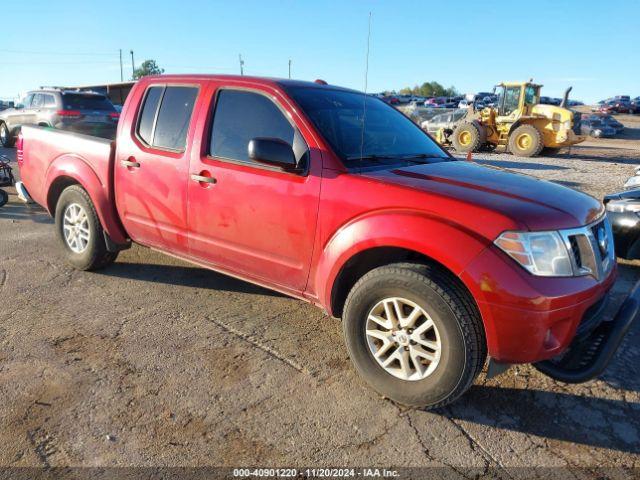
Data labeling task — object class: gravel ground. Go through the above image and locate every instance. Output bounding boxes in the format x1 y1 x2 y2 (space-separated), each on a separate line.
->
1 116 639 478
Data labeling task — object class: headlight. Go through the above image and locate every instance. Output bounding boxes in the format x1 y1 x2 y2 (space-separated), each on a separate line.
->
494 231 573 277
605 198 640 213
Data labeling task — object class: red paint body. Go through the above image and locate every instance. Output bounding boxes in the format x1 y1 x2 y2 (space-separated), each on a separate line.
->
18 75 616 364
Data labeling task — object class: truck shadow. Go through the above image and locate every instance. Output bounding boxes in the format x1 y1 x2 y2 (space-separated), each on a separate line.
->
98 261 285 297
0 194 51 224
438 385 640 454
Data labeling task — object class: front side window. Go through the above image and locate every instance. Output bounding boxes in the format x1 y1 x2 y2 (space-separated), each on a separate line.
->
21 94 34 108
502 87 520 115
210 89 295 163
285 86 448 169
136 86 198 151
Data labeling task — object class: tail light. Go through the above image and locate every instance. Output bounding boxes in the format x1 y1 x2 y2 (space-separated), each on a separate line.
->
109 112 120 121
16 131 24 165
56 110 82 119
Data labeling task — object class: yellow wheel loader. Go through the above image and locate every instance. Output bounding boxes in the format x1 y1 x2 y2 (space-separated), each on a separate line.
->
436 81 585 157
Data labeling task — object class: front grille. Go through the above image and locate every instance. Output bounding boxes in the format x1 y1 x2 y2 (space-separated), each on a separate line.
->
561 217 615 280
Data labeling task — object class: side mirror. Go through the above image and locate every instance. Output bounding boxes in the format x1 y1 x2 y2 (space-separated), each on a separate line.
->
248 137 298 171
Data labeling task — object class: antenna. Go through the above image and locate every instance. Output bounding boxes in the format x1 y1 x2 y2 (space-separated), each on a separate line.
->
358 12 372 172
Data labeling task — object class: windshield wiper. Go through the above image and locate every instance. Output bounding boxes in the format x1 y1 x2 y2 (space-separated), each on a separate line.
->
345 154 402 162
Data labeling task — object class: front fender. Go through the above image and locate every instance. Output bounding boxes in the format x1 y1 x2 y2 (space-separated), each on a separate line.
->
45 155 128 244
313 209 490 315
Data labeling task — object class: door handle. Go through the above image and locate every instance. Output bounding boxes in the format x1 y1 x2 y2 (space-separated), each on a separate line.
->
121 159 140 168
191 173 217 184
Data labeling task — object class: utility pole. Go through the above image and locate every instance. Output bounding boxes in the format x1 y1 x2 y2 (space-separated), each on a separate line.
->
119 49 124 82
288 59 291 79
239 54 244 75
130 50 135 79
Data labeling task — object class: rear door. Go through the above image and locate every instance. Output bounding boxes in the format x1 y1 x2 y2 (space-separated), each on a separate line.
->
186 83 322 292
114 83 202 255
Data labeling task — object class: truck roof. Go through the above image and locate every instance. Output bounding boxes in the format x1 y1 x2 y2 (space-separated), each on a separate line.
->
139 74 359 93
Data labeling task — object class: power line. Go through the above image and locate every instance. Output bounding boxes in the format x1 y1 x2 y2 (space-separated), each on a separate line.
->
0 48 116 56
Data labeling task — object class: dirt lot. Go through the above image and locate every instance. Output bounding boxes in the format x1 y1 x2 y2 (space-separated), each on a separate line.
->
1 115 640 477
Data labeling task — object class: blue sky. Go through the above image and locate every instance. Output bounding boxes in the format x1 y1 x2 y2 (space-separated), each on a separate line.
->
2 0 638 103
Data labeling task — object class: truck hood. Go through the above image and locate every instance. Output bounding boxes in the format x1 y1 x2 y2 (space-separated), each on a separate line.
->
360 160 603 231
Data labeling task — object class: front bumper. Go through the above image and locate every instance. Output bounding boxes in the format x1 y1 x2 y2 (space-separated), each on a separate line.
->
460 245 618 364
534 278 639 383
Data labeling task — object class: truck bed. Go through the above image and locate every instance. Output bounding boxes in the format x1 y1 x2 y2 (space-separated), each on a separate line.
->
19 125 115 211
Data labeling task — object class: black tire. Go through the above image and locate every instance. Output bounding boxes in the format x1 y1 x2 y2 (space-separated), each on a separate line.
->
451 122 484 153
54 185 118 270
0 189 8 207
0 122 15 148
342 263 486 409
508 124 544 157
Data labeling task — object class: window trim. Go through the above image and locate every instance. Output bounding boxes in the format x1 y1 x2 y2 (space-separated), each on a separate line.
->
206 86 309 176
134 83 200 154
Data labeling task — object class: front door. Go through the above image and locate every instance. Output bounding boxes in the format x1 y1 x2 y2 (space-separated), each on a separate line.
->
114 83 201 254
187 85 322 292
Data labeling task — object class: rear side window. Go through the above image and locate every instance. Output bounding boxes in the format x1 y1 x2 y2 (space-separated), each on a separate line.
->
62 93 115 111
210 89 294 162
136 86 198 151
43 95 56 107
138 87 163 145
31 94 44 109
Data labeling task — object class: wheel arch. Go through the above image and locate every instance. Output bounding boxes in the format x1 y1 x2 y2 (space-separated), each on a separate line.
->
44 156 128 245
314 211 489 319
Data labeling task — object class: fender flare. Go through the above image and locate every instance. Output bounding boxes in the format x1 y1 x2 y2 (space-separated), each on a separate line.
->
44 154 128 244
312 209 489 316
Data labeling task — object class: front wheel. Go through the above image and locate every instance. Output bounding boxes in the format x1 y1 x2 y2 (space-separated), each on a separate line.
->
342 263 486 408
508 124 544 157
55 185 118 270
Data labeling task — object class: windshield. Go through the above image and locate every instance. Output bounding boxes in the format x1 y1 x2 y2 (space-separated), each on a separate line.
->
62 93 115 111
285 86 449 169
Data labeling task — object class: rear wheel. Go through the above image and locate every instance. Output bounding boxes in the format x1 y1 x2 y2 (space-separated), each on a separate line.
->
508 124 543 157
0 122 15 147
451 122 484 153
342 263 486 408
55 185 118 270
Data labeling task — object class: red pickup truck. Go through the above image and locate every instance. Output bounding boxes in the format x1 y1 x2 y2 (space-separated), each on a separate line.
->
15 75 638 408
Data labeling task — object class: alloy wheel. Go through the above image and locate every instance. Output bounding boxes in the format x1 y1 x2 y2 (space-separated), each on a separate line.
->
365 297 441 381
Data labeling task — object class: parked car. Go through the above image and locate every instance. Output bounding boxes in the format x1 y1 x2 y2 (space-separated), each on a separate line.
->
583 114 624 133
604 181 640 259
381 95 400 105
15 74 637 408
600 99 631 114
580 118 616 138
0 89 119 147
420 109 468 135
630 97 640 114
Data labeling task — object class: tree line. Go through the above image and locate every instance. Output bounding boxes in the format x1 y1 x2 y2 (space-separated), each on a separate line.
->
392 81 459 98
